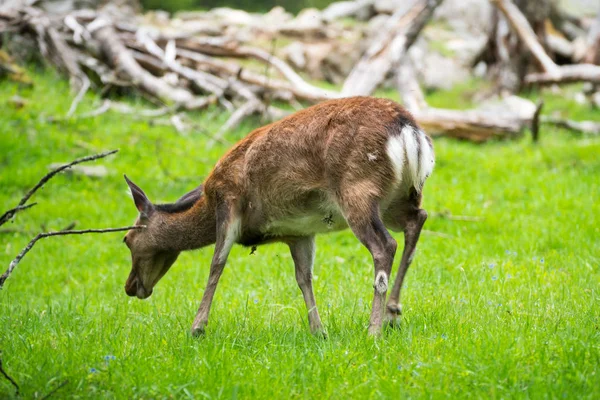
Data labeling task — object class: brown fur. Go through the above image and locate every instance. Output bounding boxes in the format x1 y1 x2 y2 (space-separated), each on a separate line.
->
123 96 433 336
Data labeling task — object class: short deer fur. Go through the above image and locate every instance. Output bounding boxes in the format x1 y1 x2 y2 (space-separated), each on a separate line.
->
123 96 434 336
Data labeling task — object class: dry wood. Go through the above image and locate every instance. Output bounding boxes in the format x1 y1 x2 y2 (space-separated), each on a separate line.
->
414 108 527 141
584 7 600 65
396 57 538 142
341 0 442 96
493 0 600 86
175 39 339 102
525 63 600 85
395 58 427 112
208 98 264 148
0 150 118 227
0 226 145 289
543 116 600 135
92 21 199 108
491 0 559 75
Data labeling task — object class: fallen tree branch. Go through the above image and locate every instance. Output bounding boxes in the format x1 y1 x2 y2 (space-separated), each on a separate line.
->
92 21 200 108
493 0 600 86
543 116 600 135
175 39 339 101
342 0 442 96
491 0 559 75
0 226 145 289
396 58 538 141
208 98 264 148
524 64 600 85
0 150 118 227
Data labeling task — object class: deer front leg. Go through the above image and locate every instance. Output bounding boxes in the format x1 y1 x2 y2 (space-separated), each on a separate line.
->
386 209 427 325
345 202 397 336
288 236 325 337
191 200 239 337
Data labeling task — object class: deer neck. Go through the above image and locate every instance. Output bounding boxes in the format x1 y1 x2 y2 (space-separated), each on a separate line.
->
156 197 217 251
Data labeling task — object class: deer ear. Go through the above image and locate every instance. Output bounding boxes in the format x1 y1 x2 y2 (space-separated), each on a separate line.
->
124 175 154 216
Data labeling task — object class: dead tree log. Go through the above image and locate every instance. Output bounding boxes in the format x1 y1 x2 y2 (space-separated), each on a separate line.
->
396 58 540 142
92 21 204 108
341 0 443 96
492 0 600 86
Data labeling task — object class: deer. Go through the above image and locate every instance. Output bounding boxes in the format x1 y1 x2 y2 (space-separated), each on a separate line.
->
122 96 434 337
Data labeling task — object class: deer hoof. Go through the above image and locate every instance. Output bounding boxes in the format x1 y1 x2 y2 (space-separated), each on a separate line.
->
384 304 402 329
190 323 207 337
368 324 383 336
312 328 328 340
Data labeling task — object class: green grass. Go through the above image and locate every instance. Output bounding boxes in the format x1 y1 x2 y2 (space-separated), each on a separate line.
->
1 68 599 399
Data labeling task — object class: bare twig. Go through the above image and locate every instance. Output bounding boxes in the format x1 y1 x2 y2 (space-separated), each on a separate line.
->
0 226 145 289
0 351 19 396
60 221 77 231
66 75 90 117
208 99 263 148
40 379 69 400
0 150 118 227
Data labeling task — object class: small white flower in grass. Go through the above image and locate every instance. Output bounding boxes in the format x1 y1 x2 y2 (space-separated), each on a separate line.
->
492 276 498 281
488 263 495 269
540 258 545 263
253 298 259 304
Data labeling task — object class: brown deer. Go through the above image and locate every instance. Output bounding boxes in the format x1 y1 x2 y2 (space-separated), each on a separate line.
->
122 96 434 336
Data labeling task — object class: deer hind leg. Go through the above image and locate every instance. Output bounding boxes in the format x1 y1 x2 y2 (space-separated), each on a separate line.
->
191 198 240 337
343 200 397 336
288 236 325 337
384 202 427 326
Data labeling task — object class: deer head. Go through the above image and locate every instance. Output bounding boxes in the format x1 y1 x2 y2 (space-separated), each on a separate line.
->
123 175 180 299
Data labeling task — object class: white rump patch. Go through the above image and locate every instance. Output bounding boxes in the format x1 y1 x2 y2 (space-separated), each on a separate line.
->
386 126 435 192
418 131 435 183
374 271 388 294
386 135 405 183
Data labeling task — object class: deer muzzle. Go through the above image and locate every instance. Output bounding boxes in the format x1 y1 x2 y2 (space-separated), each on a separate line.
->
125 274 152 299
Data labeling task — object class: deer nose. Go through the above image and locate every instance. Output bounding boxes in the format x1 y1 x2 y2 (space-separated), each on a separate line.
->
125 276 138 297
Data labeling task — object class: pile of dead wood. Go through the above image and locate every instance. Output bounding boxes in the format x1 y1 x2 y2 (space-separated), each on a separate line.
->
1 0 598 142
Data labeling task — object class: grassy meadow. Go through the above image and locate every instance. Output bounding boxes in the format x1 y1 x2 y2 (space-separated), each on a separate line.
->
1 68 599 399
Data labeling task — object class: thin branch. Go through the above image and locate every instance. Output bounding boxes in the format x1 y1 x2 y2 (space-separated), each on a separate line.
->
0 226 144 289
66 75 90 117
40 379 69 400
0 351 19 396
0 150 118 227
207 99 263 148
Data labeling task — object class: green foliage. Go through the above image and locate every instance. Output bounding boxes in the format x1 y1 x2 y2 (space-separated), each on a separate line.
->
140 0 335 14
1 68 599 399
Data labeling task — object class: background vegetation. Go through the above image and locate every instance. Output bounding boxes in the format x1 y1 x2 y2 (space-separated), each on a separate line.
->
141 0 334 14
0 66 599 398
